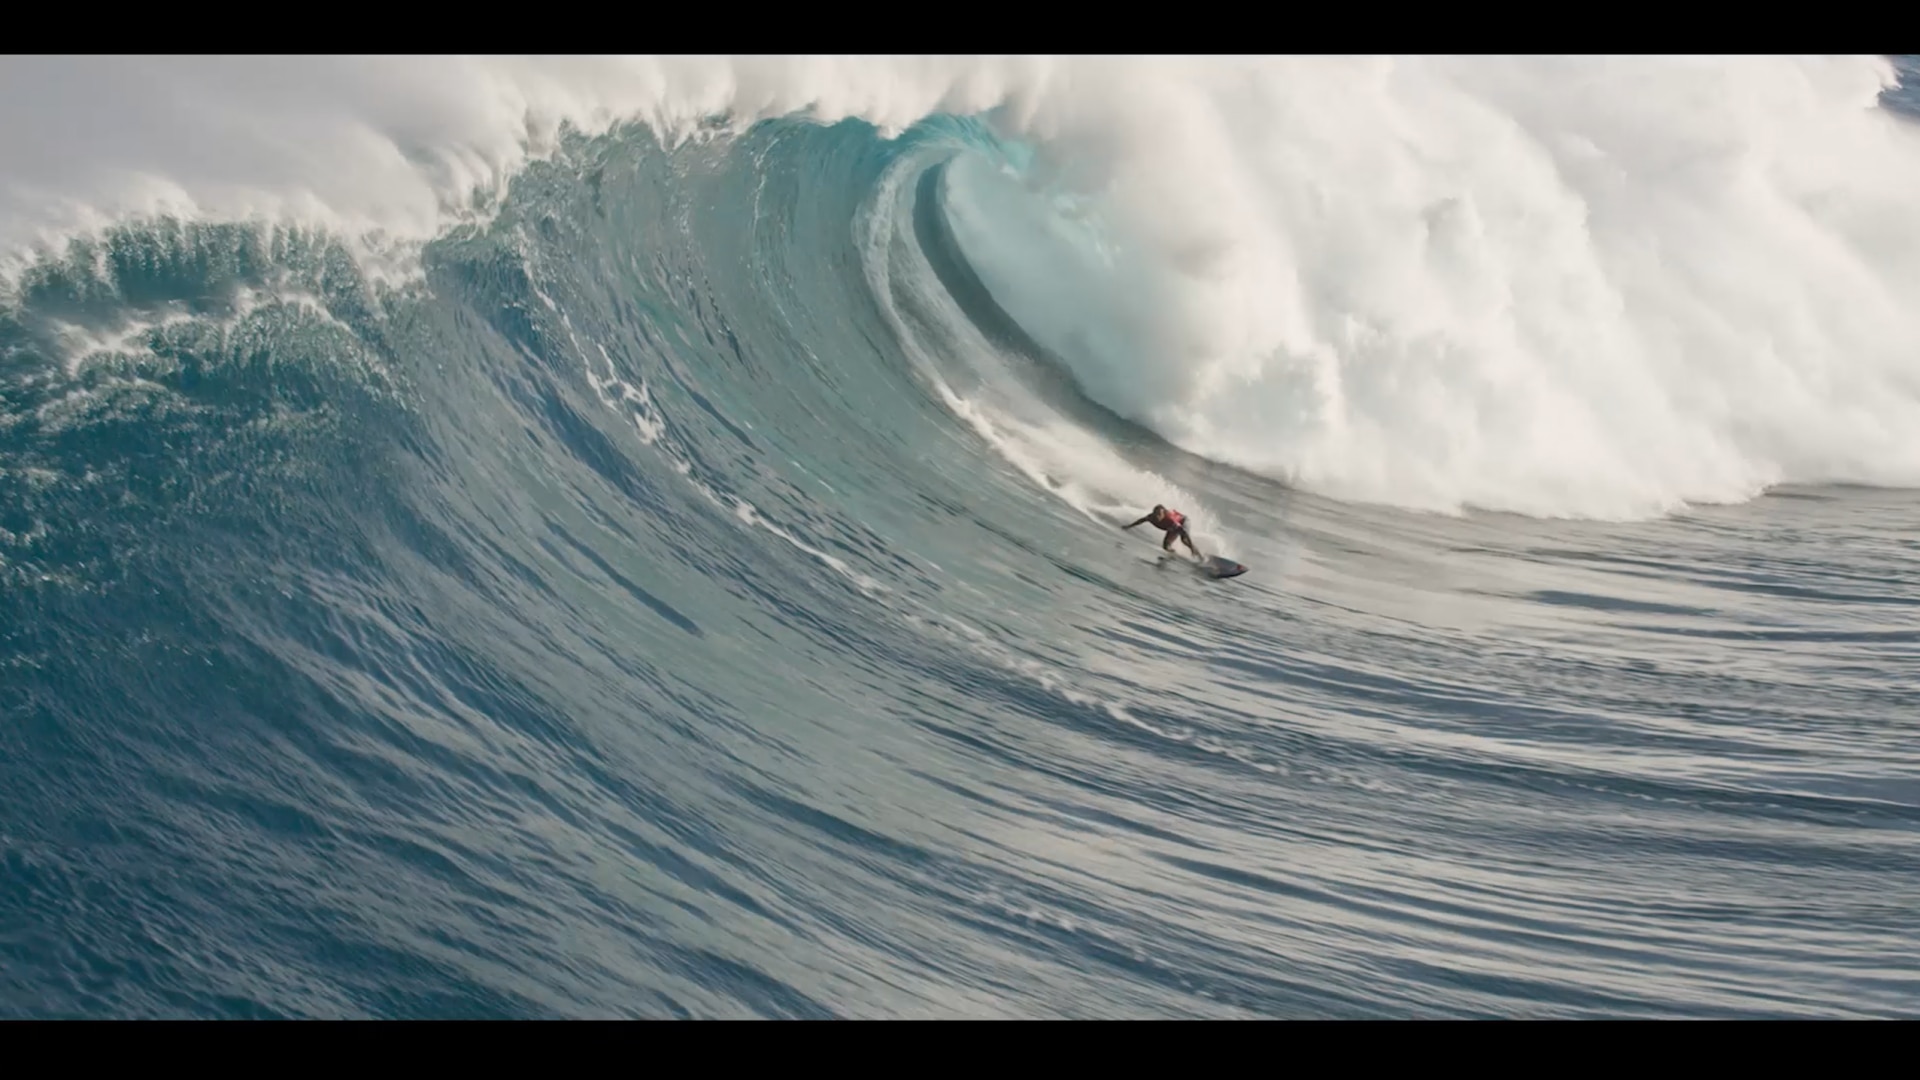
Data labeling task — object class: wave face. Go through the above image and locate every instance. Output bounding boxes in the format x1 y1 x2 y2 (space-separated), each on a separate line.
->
3 57 1919 1017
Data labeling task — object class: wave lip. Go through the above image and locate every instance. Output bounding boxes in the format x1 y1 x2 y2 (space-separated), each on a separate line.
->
8 56 1920 522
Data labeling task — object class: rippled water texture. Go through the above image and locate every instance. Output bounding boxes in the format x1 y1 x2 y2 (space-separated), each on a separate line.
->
3 68 1918 1017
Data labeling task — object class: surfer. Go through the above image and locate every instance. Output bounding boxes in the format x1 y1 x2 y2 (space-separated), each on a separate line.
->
1123 505 1200 557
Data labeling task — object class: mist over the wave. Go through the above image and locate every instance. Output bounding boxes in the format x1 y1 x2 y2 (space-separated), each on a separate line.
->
0 56 1035 263
939 57 1920 518
4 55 1917 520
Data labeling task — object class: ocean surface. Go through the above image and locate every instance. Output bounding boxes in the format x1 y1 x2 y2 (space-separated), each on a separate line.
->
2 56 1918 1018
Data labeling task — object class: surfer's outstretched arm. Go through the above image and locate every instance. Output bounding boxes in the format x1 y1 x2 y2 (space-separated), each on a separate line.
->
1122 515 1151 529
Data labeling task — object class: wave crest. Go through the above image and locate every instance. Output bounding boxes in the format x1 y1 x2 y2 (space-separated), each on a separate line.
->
7 56 1920 521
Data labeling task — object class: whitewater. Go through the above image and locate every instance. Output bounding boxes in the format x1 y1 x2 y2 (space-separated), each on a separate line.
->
1 55 1917 1017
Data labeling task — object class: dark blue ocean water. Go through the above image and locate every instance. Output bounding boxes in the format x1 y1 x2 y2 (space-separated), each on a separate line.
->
2 102 1918 1018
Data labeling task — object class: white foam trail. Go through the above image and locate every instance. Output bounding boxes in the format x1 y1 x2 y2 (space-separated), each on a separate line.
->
5 56 1917 520
514 231 889 597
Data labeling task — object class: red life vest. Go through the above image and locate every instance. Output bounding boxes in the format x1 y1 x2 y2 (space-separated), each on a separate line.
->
1158 509 1185 530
